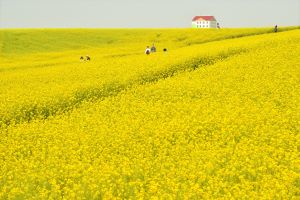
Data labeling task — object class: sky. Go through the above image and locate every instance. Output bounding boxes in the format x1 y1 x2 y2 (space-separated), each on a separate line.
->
0 0 299 28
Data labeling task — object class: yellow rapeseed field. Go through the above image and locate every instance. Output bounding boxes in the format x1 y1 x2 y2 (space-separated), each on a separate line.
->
0 28 299 199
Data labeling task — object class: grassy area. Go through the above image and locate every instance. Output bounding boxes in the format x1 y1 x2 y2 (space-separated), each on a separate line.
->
1 27 298 55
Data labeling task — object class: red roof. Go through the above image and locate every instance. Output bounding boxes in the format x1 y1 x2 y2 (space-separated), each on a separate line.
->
192 16 216 21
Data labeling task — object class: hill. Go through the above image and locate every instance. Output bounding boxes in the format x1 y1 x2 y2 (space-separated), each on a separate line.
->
0 28 299 199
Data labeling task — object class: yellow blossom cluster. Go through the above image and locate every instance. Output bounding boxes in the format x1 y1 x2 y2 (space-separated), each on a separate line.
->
0 28 298 126
0 28 299 199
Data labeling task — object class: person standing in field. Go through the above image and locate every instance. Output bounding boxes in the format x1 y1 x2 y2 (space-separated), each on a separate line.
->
274 25 278 33
151 44 156 53
145 46 151 55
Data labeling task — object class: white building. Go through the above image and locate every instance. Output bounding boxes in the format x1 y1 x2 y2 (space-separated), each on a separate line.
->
192 16 218 28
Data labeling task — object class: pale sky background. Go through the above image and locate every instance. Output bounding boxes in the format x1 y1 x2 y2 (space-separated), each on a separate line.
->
0 0 299 28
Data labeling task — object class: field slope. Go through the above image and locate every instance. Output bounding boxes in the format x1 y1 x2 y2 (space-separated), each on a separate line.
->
0 27 299 199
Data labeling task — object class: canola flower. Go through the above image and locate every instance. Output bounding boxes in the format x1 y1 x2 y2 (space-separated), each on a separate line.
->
0 28 299 126
0 28 299 199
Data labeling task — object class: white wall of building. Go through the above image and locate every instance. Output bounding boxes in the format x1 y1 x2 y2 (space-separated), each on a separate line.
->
192 20 217 28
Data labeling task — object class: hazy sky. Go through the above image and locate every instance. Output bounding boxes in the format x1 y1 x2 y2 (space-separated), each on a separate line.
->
0 0 299 28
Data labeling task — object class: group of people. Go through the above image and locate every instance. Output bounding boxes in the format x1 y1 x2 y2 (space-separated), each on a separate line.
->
81 26 279 60
145 44 167 55
80 55 91 61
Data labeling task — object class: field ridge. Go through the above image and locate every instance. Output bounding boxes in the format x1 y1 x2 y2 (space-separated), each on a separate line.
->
0 47 248 126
